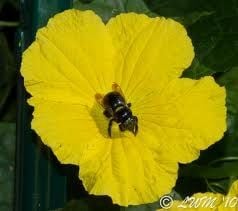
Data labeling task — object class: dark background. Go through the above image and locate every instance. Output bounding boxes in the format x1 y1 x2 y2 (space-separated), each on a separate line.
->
0 0 18 210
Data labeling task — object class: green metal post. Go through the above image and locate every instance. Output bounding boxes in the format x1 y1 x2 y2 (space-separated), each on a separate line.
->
15 1 73 211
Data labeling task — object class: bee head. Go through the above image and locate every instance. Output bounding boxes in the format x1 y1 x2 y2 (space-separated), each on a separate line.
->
119 116 138 136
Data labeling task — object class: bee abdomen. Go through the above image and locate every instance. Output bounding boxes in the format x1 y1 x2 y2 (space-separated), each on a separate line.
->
115 107 132 123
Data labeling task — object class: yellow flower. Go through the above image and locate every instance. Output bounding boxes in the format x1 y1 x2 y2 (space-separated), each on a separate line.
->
159 180 238 211
20 9 227 206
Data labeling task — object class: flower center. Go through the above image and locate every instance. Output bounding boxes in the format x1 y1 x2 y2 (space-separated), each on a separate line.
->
92 83 138 138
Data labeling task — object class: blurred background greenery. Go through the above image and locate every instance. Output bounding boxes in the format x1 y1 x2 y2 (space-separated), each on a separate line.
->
0 0 18 210
0 0 238 210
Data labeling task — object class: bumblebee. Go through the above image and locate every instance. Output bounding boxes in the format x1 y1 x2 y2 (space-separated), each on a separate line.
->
95 83 138 137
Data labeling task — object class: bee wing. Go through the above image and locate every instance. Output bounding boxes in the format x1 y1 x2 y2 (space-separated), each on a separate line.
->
112 82 125 99
95 93 105 108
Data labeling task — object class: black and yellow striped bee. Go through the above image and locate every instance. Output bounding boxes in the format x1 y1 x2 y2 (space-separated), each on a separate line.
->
95 83 138 137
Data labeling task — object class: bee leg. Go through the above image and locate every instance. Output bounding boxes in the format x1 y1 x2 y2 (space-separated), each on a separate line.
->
119 123 126 132
133 116 138 136
127 103 131 107
103 109 112 118
133 124 138 136
108 118 115 137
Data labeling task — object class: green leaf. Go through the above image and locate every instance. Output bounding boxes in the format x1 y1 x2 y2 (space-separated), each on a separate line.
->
214 67 238 157
218 67 238 116
74 0 155 22
179 161 238 179
120 191 180 211
74 0 120 23
146 0 238 78
145 0 195 16
182 58 216 79
62 191 181 211
124 0 156 16
62 197 120 211
174 11 214 26
120 201 160 211
186 1 238 76
145 0 216 25
62 200 89 211
178 157 238 194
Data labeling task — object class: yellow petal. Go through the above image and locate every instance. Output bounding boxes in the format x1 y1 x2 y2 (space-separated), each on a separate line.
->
29 98 108 164
21 9 115 107
134 76 226 163
79 136 178 206
29 96 178 206
106 13 194 100
227 180 238 196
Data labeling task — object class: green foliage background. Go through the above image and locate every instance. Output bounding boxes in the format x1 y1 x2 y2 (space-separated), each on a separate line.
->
0 0 18 210
0 0 238 210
